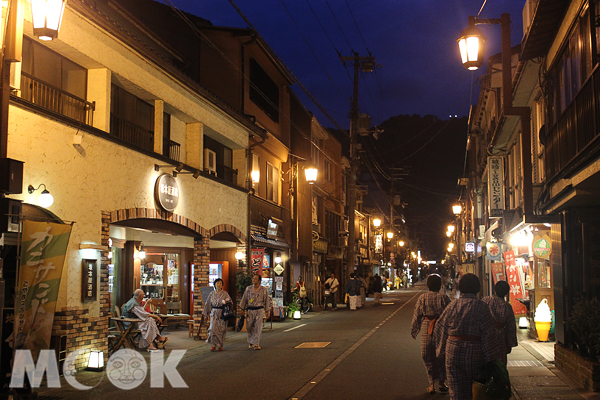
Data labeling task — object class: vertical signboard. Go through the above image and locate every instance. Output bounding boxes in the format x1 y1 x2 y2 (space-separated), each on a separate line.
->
503 250 527 316
490 262 506 284
488 157 504 218
16 220 72 360
251 248 264 275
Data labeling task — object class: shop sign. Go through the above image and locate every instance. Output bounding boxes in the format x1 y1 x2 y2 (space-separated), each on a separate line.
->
154 174 179 212
267 219 279 239
312 230 320 241
82 259 97 302
504 250 527 317
375 234 383 254
488 157 504 218
465 242 475 253
486 242 501 260
533 234 552 259
274 264 284 276
251 248 264 275
313 238 328 254
490 262 506 284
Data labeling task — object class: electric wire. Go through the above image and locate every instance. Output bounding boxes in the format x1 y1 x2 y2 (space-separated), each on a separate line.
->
344 0 371 55
304 0 343 61
324 0 354 52
477 0 488 17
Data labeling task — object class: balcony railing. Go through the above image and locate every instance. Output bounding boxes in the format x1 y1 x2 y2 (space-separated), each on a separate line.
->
545 65 600 181
217 164 238 185
109 114 154 152
164 139 180 162
20 72 94 125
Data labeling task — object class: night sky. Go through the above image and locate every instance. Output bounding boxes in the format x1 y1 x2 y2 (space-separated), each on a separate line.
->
163 0 526 258
166 0 524 125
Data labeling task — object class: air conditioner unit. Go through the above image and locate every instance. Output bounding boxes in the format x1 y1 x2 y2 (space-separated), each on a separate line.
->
10 62 21 91
204 148 217 176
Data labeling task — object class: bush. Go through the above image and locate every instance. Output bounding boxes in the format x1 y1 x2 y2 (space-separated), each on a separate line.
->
235 272 253 295
567 297 600 354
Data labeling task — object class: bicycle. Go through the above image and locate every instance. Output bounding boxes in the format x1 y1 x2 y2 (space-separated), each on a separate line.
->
293 292 312 313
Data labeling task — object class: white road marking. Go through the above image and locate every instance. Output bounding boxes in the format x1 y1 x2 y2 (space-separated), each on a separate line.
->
284 323 307 332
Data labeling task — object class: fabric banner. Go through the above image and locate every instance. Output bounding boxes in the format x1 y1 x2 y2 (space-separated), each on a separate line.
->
15 220 72 359
490 262 506 284
503 250 527 317
251 248 264 276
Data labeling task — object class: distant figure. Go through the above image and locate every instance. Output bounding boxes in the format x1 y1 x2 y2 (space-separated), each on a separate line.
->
411 275 452 394
345 273 359 310
372 274 383 305
482 281 518 365
402 272 409 289
395 275 401 290
324 273 339 311
382 277 388 291
240 274 271 350
296 276 309 313
434 273 500 400
357 274 367 308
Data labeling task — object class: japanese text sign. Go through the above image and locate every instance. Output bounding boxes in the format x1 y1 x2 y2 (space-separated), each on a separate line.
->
488 157 505 218
503 250 527 317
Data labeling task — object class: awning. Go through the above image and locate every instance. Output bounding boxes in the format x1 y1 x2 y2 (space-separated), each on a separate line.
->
251 233 289 250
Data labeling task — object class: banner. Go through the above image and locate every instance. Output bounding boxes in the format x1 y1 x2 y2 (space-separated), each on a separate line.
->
251 248 264 276
490 262 506 284
503 250 527 317
15 220 72 360
486 242 502 261
488 156 504 218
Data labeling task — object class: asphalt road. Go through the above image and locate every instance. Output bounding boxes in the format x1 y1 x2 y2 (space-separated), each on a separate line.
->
37 286 442 400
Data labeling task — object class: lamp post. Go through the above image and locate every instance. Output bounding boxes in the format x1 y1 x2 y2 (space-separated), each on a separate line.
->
457 13 533 216
453 203 462 267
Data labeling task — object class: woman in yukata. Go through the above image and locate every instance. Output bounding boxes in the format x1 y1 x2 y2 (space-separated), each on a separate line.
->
203 278 232 351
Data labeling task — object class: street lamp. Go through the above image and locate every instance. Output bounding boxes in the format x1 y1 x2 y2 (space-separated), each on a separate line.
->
386 232 393 240
398 240 404 247
457 22 487 70
373 218 381 228
31 0 67 41
452 204 462 215
304 165 318 184
447 225 455 233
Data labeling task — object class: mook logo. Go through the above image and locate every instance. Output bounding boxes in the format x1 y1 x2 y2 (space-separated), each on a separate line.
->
10 349 188 390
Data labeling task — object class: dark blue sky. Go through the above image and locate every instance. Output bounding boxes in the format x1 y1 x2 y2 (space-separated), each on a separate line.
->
167 0 524 127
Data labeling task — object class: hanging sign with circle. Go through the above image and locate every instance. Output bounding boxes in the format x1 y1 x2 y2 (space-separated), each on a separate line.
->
154 174 179 212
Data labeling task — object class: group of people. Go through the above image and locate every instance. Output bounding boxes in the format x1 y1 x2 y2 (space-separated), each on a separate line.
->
411 273 517 399
121 273 272 353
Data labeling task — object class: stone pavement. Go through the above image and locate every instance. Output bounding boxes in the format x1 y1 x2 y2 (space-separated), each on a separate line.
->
509 330 600 399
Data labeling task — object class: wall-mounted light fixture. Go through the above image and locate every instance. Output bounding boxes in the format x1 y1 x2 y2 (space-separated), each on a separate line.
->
274 252 282 264
386 232 393 240
28 183 53 208
373 218 381 228
452 204 462 215
304 165 318 184
235 251 244 260
31 0 67 41
398 240 405 247
251 170 260 184
447 225 455 233
136 243 145 260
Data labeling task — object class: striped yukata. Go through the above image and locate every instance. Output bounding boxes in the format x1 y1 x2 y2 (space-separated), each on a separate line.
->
240 285 272 347
434 293 500 400
411 291 452 385
131 306 161 348
482 295 518 365
203 289 232 348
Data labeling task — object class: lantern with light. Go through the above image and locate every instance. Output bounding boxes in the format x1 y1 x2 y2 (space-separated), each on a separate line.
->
304 165 318 184
251 170 260 184
457 22 486 70
446 231 452 237
274 252 282 264
452 204 462 215
373 218 381 228
235 251 244 260
398 240 405 247
30 0 67 41
86 350 104 371
293 310 301 320
447 225 455 233
386 232 393 240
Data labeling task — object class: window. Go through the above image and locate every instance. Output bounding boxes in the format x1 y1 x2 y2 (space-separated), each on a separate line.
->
110 85 154 151
162 112 180 161
20 37 92 124
266 162 279 203
203 132 238 185
249 58 279 122
325 211 341 247
325 160 332 182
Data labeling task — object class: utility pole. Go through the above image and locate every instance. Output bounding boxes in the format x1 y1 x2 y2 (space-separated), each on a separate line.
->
340 52 374 281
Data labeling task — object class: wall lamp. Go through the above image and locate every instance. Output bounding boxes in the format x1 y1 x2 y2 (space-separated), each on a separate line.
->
373 218 381 228
304 165 318 184
251 170 260 184
28 183 53 207
452 204 462 215
31 0 67 41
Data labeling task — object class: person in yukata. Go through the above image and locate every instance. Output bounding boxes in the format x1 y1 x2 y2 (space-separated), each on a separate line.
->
482 280 518 365
240 274 271 350
372 274 383 305
434 273 500 400
357 274 367 308
203 278 232 351
122 289 169 351
411 274 452 394
345 273 359 310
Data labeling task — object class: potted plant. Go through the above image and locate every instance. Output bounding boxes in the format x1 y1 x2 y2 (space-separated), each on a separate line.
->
567 296 600 360
287 302 300 318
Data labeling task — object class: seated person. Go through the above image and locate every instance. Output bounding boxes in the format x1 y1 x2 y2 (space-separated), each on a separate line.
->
122 289 170 350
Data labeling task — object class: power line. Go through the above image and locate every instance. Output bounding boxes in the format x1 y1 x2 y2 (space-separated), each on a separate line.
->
344 0 371 55
324 0 354 52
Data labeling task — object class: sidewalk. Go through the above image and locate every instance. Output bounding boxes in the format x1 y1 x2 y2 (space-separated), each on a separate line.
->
509 329 600 400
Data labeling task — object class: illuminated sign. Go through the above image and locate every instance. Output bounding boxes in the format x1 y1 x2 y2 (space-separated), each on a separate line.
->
154 174 179 212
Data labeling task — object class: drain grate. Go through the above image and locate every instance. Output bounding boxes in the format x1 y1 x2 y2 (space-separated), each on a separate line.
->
508 360 545 367
295 342 331 349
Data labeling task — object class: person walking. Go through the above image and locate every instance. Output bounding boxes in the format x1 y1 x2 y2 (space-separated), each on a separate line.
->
411 275 452 394
202 278 232 352
372 274 383 305
482 281 518 365
324 273 339 310
434 273 500 400
358 274 367 307
382 277 387 291
346 273 359 310
240 274 271 350
402 272 409 289
296 276 309 313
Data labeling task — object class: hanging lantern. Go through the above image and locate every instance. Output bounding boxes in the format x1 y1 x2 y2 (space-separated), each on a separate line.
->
457 26 486 70
304 165 318 184
30 0 67 41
